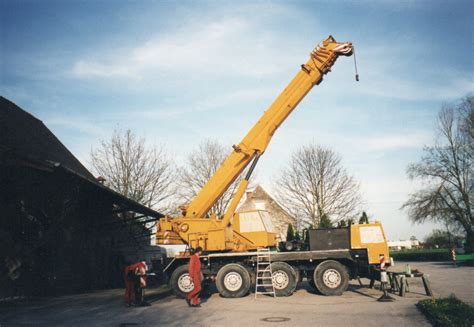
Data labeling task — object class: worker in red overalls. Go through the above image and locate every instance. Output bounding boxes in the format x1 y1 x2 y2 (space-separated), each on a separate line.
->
186 247 203 307
124 261 149 307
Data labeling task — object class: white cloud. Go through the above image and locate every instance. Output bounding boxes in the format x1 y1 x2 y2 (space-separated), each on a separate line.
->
362 176 420 202
45 117 107 137
69 3 473 105
362 132 431 152
358 75 473 101
71 13 304 81
133 86 275 119
72 60 136 79
283 128 433 154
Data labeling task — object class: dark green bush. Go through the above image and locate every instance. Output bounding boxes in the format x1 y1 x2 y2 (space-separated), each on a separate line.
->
390 249 450 261
417 295 474 327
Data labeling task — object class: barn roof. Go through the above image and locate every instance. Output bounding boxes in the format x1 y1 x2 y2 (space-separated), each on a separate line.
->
0 96 163 219
0 96 96 182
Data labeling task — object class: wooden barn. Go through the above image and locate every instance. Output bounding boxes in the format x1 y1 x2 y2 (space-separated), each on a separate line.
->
0 97 163 298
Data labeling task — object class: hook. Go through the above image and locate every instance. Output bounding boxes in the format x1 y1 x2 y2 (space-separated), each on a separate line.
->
353 46 359 82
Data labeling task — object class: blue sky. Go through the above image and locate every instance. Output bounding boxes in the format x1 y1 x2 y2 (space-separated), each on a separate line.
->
1 0 473 240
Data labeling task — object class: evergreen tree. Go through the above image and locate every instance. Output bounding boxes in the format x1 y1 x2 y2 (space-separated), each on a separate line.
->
319 214 333 228
359 211 369 224
294 230 301 241
286 223 295 241
337 220 347 228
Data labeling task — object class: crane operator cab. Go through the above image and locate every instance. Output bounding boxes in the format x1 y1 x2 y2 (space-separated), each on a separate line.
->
232 210 277 251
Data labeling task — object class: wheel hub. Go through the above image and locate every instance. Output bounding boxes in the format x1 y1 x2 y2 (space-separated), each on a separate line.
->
322 269 341 288
272 271 289 290
224 272 243 291
178 274 194 292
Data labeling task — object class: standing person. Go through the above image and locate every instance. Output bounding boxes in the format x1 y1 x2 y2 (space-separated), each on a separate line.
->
124 261 149 307
186 247 203 307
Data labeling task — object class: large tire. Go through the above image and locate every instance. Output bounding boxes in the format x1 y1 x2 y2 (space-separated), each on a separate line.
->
216 264 251 298
169 265 197 298
313 260 349 296
268 262 297 297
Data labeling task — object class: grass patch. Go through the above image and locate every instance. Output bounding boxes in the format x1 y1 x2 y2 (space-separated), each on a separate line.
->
390 249 450 261
417 295 474 327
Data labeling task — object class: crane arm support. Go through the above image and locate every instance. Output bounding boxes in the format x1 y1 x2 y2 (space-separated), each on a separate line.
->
184 36 353 218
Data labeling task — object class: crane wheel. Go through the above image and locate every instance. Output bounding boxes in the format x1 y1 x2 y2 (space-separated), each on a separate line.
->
268 262 297 297
313 260 349 296
169 265 202 299
216 264 251 298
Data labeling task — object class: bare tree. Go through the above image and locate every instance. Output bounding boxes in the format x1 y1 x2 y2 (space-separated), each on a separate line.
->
90 129 175 213
177 139 248 218
275 144 361 229
403 97 473 251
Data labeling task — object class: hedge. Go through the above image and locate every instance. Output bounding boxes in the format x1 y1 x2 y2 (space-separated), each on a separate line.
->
390 249 450 261
417 295 474 327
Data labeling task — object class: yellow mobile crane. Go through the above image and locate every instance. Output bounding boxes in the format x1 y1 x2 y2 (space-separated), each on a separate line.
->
154 36 391 298
157 36 354 251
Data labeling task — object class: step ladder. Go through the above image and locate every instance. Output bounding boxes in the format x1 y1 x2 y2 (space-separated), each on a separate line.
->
255 248 276 298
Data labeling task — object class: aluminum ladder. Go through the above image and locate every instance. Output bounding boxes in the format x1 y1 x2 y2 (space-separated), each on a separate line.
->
254 247 276 298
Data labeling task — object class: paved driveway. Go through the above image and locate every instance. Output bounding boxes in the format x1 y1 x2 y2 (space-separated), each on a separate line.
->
1 261 472 326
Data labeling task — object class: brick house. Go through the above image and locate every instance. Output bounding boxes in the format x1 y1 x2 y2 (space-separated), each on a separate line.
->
237 185 296 241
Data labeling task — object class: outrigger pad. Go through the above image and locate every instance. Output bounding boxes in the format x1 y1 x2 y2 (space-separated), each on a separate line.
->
377 291 395 302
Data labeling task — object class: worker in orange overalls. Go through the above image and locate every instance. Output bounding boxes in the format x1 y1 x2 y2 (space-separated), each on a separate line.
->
186 247 203 307
124 261 149 306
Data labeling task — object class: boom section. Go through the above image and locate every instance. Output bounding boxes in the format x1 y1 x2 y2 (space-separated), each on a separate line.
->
184 36 353 218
